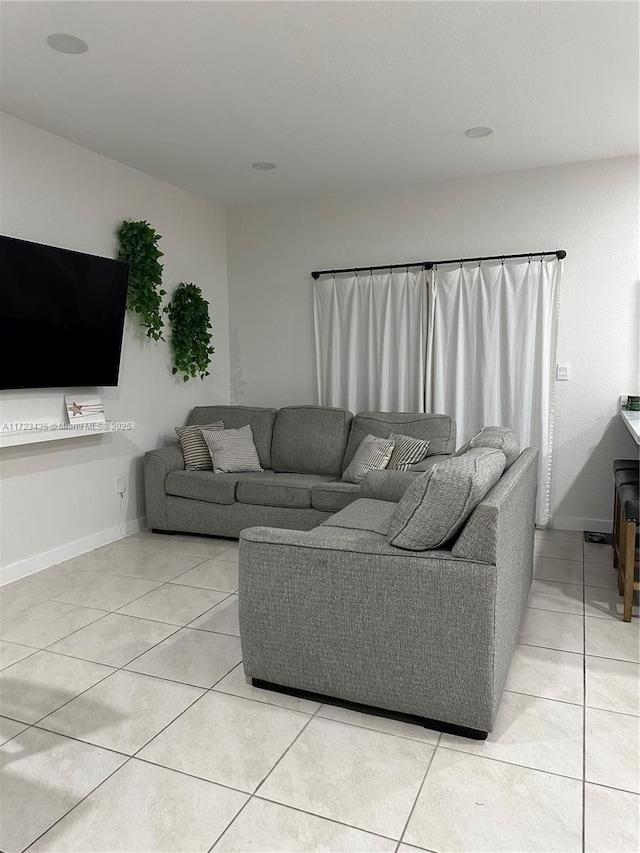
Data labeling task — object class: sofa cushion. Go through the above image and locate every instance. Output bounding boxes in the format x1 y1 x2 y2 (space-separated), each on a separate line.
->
175 422 224 470
321 498 397 536
311 481 361 512
203 425 263 473
189 405 277 469
271 406 352 476
388 448 507 551
341 434 395 484
236 473 334 509
343 412 456 470
165 471 265 505
454 426 520 468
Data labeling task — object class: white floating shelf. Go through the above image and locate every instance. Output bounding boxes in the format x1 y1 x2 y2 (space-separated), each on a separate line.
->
0 423 134 448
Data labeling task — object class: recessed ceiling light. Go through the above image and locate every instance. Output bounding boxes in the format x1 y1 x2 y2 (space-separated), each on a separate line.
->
252 162 276 171
465 126 494 138
46 33 88 54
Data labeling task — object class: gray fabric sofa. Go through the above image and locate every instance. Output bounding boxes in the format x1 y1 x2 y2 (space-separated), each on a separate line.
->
144 405 456 538
238 447 539 736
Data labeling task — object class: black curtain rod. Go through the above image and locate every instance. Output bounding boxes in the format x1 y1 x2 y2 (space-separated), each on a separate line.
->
311 249 566 279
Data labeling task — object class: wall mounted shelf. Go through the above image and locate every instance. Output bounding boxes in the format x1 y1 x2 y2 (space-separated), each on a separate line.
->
0 423 134 448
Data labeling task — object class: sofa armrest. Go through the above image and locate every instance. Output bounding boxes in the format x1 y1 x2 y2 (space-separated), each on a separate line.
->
144 443 185 529
238 525 499 730
146 443 185 473
240 524 462 561
360 470 420 502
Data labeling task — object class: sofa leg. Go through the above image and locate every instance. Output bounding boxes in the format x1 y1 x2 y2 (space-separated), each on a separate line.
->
422 717 489 740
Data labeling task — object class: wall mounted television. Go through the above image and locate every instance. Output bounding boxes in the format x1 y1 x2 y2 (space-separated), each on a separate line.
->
0 235 129 390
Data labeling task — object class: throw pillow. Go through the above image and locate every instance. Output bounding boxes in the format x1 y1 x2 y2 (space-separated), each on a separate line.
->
203 424 263 474
176 422 225 470
454 426 520 468
341 434 395 484
387 433 431 471
388 447 506 550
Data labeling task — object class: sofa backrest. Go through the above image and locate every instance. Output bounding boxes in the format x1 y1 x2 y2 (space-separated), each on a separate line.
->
342 412 456 471
189 405 278 470
271 405 353 476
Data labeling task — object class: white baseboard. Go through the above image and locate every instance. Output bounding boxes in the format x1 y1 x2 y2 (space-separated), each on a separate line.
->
550 516 612 534
0 516 148 587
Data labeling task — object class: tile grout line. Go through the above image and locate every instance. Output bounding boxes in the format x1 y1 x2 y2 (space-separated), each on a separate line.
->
582 541 587 853
0 539 168 597
0 533 238 597
517 630 639 664
0 643 40 672
205 794 253 853
121 657 257 765
2 537 204 850
206 705 326 852
526 603 589 618
312 712 442 746
395 736 440 850
433 744 585 785
21 591 232 731
21 753 135 853
252 702 323 797
256 794 402 847
25 675 228 851
0 531 234 604
500 688 583 708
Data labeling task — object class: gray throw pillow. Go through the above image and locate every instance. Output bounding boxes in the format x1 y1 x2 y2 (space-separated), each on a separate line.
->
388 447 507 550
454 426 520 468
203 424 263 474
341 434 395 484
176 422 225 470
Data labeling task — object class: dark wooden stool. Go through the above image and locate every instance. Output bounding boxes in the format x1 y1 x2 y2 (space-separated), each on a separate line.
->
616 481 639 622
613 459 639 570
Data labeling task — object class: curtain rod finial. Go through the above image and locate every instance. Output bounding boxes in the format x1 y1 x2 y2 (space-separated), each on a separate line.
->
556 250 567 260
311 271 320 279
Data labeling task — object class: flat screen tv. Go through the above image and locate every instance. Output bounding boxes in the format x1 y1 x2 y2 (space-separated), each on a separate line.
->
0 235 129 390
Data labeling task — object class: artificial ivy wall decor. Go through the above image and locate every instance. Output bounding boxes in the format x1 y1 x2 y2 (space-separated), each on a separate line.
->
117 219 166 340
165 282 214 381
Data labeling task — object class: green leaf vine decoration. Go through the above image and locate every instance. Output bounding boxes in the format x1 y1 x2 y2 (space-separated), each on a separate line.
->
165 282 214 381
117 220 166 340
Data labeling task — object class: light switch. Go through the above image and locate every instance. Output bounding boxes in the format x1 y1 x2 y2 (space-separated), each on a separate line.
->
556 363 570 381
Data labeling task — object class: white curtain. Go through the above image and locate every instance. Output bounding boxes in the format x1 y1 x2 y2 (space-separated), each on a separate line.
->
425 257 561 525
314 269 427 413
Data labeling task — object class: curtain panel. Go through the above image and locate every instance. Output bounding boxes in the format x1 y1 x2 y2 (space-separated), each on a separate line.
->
425 258 561 525
313 269 427 413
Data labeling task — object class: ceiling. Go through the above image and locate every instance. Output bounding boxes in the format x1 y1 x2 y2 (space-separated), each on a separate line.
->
1 1 637 207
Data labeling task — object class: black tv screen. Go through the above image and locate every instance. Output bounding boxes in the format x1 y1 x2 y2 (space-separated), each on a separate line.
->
0 235 129 390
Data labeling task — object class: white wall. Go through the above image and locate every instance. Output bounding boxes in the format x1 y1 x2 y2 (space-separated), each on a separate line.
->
227 156 639 532
0 113 230 580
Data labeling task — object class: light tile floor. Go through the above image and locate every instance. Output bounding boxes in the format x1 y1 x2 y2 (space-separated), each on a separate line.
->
0 530 638 852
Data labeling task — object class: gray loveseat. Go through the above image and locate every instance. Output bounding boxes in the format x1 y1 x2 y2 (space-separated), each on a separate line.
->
239 447 539 737
144 404 456 538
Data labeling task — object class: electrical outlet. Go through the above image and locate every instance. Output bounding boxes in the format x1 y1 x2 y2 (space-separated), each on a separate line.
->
116 476 126 496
